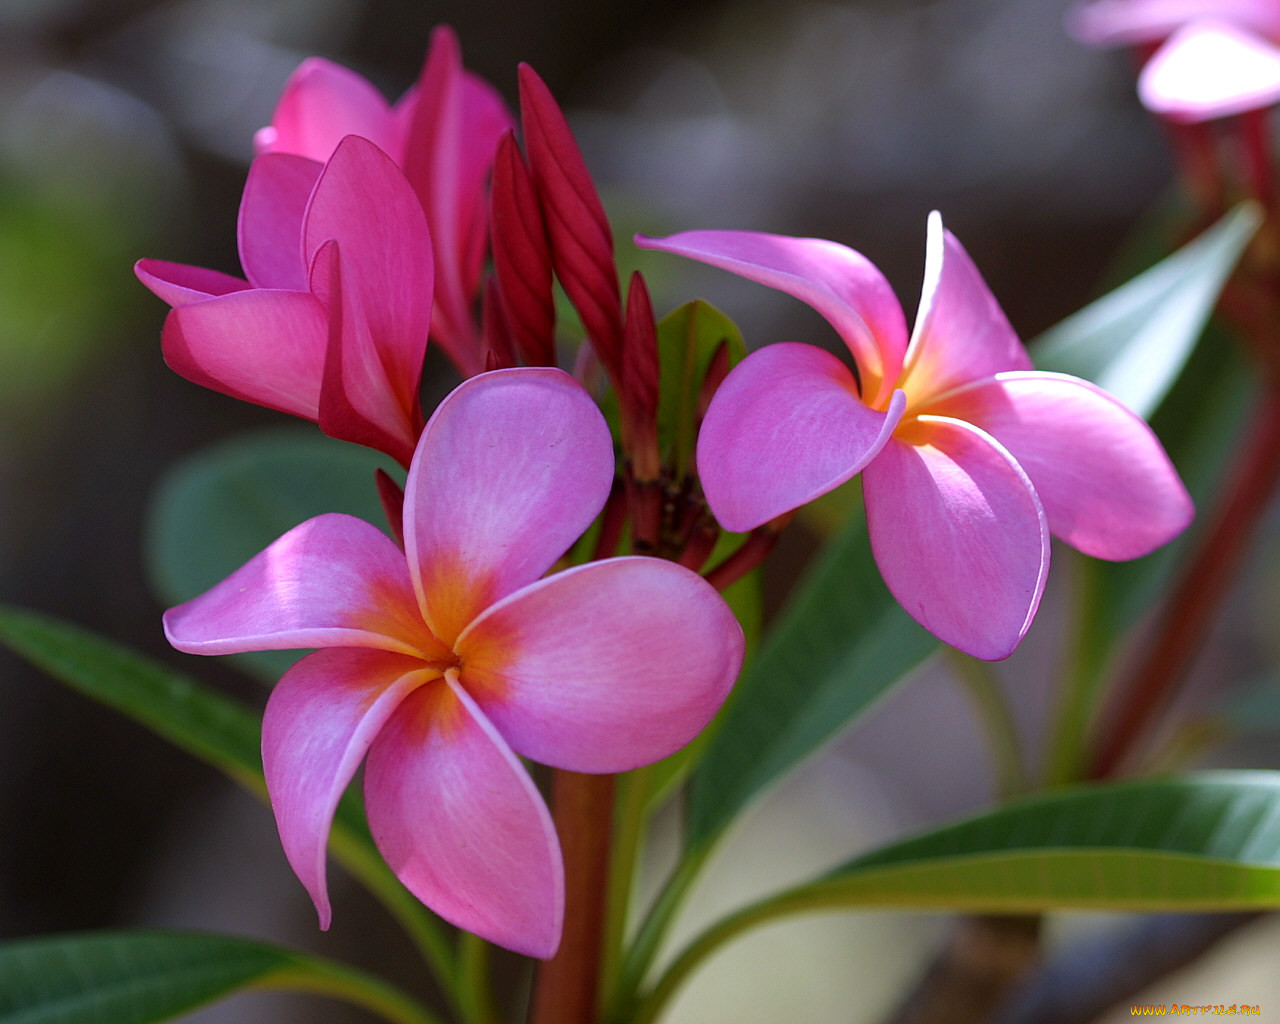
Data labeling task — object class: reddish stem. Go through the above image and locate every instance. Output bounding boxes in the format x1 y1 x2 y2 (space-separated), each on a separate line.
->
528 771 615 1024
1090 387 1280 778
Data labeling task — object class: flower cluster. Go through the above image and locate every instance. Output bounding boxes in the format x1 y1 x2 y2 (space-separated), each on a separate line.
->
143 22 1194 958
142 32 744 957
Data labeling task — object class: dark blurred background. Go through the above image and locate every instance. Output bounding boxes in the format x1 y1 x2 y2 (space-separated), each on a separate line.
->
0 0 1204 1020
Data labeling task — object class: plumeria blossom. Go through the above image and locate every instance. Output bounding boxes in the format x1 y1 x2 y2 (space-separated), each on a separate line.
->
163 368 744 957
254 26 513 373
1067 1 1280 121
638 213 1193 660
136 135 433 467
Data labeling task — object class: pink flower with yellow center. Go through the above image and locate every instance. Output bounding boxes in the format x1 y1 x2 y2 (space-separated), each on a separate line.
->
163 368 744 957
639 213 1193 660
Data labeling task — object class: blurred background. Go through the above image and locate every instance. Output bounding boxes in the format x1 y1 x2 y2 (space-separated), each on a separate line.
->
4 0 1264 1020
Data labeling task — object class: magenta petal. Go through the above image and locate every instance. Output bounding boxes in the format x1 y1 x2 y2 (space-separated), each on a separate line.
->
238 153 321 291
364 673 563 958
255 57 400 161
313 241 422 466
403 25 513 375
930 372 1193 559
456 558 743 772
863 419 1049 660
696 343 906 532
135 259 250 307
1065 0 1280 46
304 135 434 420
1140 20 1280 121
164 513 447 658
263 649 427 928
404 368 615 645
636 229 909 406
903 212 1032 401
162 289 327 419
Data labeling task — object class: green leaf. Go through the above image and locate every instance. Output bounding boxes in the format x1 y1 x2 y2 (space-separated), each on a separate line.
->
686 488 938 849
145 428 398 681
821 771 1280 908
0 604 266 797
0 606 458 986
0 930 439 1024
633 772 1280 1024
654 300 747 478
1033 202 1260 419
146 427 397 602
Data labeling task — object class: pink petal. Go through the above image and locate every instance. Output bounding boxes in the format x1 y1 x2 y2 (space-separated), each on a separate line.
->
696 342 906 532
1140 20 1280 121
635 229 909 407
1065 0 1280 46
303 135 434 424
404 368 615 646
135 259 250 307
161 289 327 419
163 513 448 659
902 212 1032 402
403 25 513 375
364 672 563 958
237 153 321 291
313 241 422 467
455 557 743 772
262 649 428 928
255 57 400 161
863 418 1049 661
927 372 1194 560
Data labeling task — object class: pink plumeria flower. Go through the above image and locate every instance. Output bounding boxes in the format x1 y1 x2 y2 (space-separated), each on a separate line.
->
255 26 513 374
137 135 433 466
163 367 744 957
1068 1 1280 121
639 214 1193 660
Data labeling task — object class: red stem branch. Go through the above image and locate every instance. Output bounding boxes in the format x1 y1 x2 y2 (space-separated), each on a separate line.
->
1090 387 1280 778
528 771 615 1024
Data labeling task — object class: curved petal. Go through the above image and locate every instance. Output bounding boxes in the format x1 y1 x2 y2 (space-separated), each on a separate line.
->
161 289 327 419
402 25 513 374
404 368 615 646
254 57 400 161
863 419 1049 660
696 343 906 532
304 135 434 423
902 212 1032 402
263 649 428 928
313 241 422 467
364 672 563 958
1140 21 1280 122
164 513 448 659
636 230 908 406
238 153 321 291
455 558 743 772
135 259 250 307
1065 0 1280 46
927 371 1193 559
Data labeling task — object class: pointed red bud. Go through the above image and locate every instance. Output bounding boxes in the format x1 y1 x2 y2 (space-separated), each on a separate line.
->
518 64 623 378
491 131 556 366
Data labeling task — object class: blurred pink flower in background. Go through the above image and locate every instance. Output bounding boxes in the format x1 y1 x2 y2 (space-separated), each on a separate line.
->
1068 0 1280 121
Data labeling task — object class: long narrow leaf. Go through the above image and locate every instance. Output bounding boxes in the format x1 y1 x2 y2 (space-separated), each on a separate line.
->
1032 202 1259 419
686 498 937 849
0 930 439 1024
